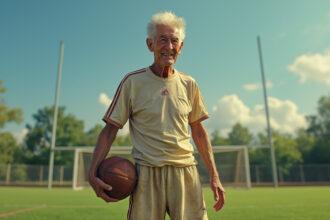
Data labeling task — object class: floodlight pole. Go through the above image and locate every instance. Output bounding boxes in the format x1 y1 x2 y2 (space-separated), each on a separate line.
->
257 36 278 187
48 41 64 189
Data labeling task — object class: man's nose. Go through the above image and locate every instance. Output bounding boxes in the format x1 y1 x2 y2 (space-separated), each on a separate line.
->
164 39 174 49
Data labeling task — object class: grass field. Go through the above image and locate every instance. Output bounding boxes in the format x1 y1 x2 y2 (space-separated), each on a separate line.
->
0 186 329 220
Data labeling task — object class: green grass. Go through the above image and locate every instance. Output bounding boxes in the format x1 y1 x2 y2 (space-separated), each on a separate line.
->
0 186 329 219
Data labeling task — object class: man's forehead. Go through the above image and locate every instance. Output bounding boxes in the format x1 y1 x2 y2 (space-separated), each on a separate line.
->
156 24 181 38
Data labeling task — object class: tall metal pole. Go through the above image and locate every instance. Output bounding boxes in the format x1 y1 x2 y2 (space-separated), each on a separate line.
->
257 36 278 187
48 41 64 189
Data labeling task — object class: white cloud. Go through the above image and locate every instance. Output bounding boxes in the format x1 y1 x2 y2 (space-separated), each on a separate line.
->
99 93 112 107
210 95 251 135
243 83 259 91
288 50 330 86
206 94 307 136
243 81 273 91
98 92 129 136
14 128 28 144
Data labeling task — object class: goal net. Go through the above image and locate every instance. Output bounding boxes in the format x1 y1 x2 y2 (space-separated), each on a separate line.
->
195 146 251 188
72 145 251 190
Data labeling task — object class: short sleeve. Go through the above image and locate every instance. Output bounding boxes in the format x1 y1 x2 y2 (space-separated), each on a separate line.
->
188 81 209 125
102 77 131 129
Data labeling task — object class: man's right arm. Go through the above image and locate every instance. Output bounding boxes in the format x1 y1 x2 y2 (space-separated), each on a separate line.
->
88 123 119 202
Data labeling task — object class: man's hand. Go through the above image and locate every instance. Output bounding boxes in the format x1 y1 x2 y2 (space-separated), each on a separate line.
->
89 175 118 203
210 175 225 211
88 124 119 203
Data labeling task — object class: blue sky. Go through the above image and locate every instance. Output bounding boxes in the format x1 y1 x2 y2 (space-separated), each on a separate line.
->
2 0 330 139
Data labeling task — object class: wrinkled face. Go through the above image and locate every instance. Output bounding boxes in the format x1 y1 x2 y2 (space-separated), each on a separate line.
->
147 24 184 67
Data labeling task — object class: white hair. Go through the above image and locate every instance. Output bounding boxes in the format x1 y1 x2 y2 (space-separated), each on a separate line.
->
147 11 186 41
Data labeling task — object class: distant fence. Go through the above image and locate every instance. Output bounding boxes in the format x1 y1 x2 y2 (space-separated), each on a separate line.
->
1 163 330 187
0 164 72 187
250 164 330 186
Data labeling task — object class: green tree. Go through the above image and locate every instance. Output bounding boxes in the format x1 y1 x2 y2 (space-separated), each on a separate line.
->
113 134 132 146
24 106 85 164
249 133 270 165
249 148 270 165
0 132 18 164
295 128 315 163
227 123 253 145
253 131 302 174
0 81 23 164
306 95 330 163
273 132 302 174
83 124 103 146
210 130 228 146
84 124 132 146
0 81 23 129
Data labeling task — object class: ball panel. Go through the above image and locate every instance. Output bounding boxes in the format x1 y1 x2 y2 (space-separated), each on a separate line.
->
101 161 136 180
102 173 136 200
97 156 137 200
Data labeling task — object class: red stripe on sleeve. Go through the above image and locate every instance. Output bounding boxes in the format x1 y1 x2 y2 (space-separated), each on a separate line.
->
103 68 146 122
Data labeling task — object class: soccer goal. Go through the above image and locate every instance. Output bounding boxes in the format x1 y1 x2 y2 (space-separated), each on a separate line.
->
71 146 133 190
195 146 251 188
71 145 251 190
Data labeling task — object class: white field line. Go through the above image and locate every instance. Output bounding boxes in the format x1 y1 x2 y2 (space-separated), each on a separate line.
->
0 205 46 218
225 203 330 210
1 203 329 210
1 204 107 209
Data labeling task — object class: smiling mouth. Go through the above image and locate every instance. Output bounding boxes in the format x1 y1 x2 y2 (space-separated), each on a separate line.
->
161 52 175 58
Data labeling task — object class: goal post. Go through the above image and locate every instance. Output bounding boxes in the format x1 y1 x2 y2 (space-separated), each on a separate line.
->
70 145 251 190
203 145 251 189
71 146 133 190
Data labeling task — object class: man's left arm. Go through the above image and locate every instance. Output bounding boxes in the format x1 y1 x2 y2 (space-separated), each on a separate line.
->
191 121 225 211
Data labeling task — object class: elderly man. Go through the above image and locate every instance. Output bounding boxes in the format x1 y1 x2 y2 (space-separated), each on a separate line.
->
89 11 225 220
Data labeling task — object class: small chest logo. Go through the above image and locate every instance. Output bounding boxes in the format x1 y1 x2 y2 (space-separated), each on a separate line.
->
160 87 169 96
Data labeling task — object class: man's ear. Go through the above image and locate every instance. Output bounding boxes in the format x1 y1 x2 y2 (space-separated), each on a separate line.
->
146 38 154 52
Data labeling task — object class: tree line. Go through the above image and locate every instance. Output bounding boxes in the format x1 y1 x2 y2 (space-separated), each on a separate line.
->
1 81 329 169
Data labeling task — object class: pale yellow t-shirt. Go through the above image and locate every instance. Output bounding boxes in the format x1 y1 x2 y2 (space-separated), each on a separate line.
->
103 67 208 167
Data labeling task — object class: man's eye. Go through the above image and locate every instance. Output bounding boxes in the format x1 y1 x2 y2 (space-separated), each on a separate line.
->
172 39 179 44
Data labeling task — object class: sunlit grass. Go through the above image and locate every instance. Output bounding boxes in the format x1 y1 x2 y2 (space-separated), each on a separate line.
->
0 186 329 220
